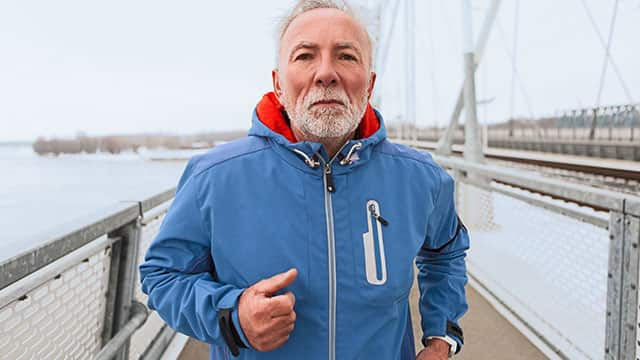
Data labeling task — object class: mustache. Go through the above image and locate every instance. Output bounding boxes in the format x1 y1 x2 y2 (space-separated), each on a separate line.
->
303 89 350 109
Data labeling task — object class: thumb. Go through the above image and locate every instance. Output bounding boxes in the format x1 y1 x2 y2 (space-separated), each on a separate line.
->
253 268 298 296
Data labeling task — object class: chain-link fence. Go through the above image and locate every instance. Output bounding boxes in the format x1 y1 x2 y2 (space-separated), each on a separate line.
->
435 154 640 360
457 180 608 359
0 191 175 360
0 241 111 360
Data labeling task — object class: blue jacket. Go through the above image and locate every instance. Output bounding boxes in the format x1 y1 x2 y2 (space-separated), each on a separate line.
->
140 99 469 359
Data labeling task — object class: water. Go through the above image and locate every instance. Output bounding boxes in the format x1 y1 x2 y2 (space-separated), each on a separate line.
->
0 144 194 262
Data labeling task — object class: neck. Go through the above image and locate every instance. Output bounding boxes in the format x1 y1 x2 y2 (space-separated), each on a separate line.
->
291 126 356 159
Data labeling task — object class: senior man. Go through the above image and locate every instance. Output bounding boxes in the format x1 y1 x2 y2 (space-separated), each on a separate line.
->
140 1 469 359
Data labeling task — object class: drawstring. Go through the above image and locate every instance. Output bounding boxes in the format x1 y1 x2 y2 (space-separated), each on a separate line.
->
292 141 362 168
292 148 320 168
339 142 362 166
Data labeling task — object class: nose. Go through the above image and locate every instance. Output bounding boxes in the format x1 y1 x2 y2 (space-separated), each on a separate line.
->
314 58 339 88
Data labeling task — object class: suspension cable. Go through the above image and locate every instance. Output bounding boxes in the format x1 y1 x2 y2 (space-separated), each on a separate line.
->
439 0 460 58
579 0 634 103
427 0 441 127
374 0 401 81
496 18 535 118
595 0 620 107
509 0 520 120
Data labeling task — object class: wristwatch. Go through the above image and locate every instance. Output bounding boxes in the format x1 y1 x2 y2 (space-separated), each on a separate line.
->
426 335 457 358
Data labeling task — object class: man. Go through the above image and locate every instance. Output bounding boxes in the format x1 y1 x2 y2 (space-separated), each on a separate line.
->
140 1 469 359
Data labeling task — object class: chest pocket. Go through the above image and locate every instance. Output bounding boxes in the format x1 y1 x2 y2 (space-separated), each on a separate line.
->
354 199 414 306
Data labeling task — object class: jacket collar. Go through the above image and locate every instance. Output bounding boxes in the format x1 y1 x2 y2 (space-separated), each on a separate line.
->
248 92 387 171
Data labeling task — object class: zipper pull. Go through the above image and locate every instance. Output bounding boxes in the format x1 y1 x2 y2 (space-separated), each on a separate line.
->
368 204 389 226
324 164 336 193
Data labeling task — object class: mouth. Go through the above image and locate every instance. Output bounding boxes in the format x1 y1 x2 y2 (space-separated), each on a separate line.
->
310 99 345 107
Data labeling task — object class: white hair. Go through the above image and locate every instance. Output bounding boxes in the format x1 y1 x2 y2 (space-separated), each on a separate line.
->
275 0 376 69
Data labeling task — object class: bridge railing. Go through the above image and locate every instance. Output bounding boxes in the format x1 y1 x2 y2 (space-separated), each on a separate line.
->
0 189 175 360
392 104 640 162
432 154 640 360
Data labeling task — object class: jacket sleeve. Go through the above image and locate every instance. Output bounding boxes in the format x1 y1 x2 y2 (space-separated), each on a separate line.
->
139 158 250 347
415 168 469 353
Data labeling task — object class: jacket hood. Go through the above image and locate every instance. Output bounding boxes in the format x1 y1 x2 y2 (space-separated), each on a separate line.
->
248 92 387 155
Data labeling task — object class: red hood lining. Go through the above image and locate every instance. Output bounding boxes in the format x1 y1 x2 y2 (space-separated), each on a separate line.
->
256 92 379 143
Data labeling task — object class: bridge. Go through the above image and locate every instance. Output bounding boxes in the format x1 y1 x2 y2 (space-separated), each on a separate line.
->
2 0 639 359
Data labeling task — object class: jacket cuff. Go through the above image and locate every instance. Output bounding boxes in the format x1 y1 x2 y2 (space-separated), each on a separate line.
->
216 288 252 353
231 294 252 350
217 287 244 310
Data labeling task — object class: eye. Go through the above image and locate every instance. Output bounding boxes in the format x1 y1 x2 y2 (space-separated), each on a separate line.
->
339 53 358 61
294 53 313 61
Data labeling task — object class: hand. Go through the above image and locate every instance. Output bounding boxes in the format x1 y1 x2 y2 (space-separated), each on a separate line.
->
237 268 298 352
416 338 450 360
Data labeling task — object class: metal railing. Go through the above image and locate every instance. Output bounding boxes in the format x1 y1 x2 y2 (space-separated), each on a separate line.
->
0 189 175 360
431 154 640 360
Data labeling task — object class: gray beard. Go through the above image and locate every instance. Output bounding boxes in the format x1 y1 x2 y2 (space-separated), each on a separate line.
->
283 88 369 140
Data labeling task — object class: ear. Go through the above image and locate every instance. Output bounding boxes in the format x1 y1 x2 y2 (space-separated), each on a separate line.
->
272 69 283 101
366 72 377 102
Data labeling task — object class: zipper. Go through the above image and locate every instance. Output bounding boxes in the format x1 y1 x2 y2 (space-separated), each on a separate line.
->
363 200 388 285
324 164 335 193
318 142 350 360
368 203 389 226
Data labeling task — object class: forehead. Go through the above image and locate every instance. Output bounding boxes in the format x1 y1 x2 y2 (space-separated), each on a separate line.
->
280 8 370 55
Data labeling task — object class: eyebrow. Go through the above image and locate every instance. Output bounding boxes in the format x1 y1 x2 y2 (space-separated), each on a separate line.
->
289 42 318 61
335 42 363 59
288 41 364 61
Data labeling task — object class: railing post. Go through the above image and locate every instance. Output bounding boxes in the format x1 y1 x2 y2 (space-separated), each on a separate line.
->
605 211 640 360
605 212 624 360
620 214 639 359
102 204 143 360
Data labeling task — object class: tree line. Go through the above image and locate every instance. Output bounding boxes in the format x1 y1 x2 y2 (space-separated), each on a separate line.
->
32 131 246 156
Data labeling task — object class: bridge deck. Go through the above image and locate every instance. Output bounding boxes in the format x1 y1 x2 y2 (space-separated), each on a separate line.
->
176 281 546 359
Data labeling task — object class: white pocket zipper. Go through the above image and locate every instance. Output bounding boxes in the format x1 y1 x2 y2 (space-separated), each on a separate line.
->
362 200 388 285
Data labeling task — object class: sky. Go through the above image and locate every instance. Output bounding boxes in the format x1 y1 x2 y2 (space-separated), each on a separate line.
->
0 0 639 142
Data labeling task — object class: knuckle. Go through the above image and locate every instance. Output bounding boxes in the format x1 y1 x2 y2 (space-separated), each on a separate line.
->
284 295 294 307
285 298 294 310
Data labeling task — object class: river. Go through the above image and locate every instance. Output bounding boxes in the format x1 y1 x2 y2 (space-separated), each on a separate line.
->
0 144 195 262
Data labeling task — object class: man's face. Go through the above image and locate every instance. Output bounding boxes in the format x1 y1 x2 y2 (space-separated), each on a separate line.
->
273 8 376 140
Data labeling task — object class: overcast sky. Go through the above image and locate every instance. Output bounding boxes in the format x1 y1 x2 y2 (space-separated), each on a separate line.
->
1 0 639 142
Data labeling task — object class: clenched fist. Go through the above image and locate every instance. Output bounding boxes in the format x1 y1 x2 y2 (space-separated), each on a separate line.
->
238 268 298 352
